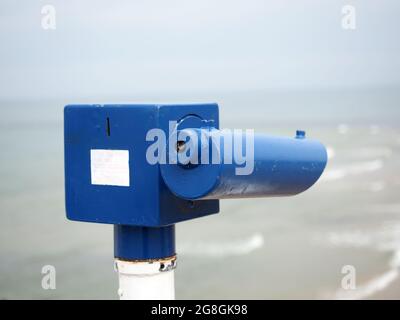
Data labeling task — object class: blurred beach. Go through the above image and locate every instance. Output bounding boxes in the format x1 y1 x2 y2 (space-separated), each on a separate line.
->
0 87 399 299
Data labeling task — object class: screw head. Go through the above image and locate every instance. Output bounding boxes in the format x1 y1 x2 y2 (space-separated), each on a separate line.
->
296 130 306 139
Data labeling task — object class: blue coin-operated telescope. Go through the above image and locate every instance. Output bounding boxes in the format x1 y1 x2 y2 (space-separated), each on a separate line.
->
64 103 327 300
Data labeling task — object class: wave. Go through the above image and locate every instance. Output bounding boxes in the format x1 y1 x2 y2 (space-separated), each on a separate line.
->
337 124 350 135
334 268 399 300
179 233 264 258
317 222 400 299
321 159 384 182
349 147 392 159
325 231 372 248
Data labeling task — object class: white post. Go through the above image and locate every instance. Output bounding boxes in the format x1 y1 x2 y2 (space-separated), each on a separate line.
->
115 256 176 300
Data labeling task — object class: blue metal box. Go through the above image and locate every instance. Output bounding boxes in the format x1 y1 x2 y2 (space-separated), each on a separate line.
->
64 104 220 227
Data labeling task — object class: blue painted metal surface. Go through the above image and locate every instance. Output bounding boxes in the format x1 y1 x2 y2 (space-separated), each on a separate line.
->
114 225 175 260
64 103 327 260
65 104 219 259
160 128 327 200
64 104 219 228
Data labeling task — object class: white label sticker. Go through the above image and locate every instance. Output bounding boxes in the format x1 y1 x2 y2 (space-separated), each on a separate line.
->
90 149 130 187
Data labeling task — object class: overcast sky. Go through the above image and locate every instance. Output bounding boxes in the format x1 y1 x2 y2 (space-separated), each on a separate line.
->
0 0 399 100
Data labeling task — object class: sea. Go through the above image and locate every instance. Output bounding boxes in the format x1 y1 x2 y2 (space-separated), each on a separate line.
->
0 87 399 299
